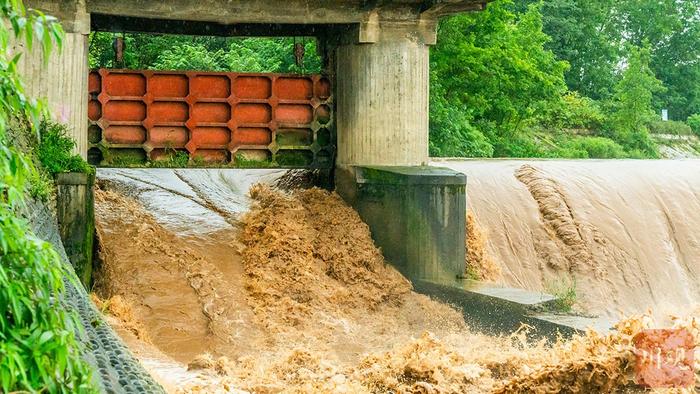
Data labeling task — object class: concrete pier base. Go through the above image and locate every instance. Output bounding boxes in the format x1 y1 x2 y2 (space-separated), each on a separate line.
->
56 172 95 288
337 165 466 282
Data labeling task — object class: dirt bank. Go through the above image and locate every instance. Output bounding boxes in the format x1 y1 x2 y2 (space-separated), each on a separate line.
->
437 159 700 318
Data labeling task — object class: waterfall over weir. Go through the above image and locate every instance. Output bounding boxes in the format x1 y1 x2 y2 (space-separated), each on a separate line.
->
437 159 700 319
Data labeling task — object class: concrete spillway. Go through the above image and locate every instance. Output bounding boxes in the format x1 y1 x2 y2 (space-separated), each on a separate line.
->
436 159 700 319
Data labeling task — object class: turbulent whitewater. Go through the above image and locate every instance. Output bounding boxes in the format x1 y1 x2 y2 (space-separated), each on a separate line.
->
91 165 700 393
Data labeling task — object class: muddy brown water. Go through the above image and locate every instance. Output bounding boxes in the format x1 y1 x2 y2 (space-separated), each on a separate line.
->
93 165 699 393
436 159 700 319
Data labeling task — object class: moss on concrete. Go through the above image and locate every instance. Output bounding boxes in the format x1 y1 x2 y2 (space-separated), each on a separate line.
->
103 148 147 166
235 153 273 168
341 166 467 283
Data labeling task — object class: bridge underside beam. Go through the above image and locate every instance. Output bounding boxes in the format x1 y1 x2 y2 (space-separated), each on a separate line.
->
90 14 349 38
84 0 486 25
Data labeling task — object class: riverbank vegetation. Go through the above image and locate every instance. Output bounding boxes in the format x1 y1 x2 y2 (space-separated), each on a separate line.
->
429 0 700 158
0 1 97 392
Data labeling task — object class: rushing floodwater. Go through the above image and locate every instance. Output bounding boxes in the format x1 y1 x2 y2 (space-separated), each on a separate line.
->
92 162 700 392
435 159 700 319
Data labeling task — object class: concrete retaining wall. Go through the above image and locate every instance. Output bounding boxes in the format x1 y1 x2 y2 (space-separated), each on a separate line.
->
56 172 95 288
14 30 89 158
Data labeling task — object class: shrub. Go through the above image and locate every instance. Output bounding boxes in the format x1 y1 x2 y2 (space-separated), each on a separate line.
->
551 145 589 159
489 127 547 158
429 96 494 158
688 114 700 136
37 121 93 175
560 136 627 159
545 276 578 313
601 120 659 158
648 120 693 136
148 148 190 168
546 92 606 131
0 208 97 393
28 168 53 201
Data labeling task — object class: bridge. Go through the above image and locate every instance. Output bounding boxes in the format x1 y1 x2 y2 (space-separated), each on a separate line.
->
21 0 485 285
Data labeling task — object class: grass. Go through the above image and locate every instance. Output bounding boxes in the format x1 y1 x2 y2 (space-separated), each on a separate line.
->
464 265 481 281
37 120 93 175
235 153 273 168
28 168 53 201
6 118 93 202
148 149 190 168
544 276 578 313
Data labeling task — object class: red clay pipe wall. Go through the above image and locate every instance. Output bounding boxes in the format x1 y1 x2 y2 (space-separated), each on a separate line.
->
87 69 334 168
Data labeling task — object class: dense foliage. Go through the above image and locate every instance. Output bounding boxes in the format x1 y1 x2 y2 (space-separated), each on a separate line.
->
89 33 322 73
428 0 700 158
688 114 700 136
0 1 96 392
605 45 664 157
430 0 569 157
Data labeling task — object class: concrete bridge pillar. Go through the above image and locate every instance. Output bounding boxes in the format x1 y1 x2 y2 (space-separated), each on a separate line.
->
17 0 90 158
334 19 467 284
336 20 436 168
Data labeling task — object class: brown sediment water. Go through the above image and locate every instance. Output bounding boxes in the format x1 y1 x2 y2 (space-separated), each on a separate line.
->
435 159 700 319
466 212 502 281
93 167 699 393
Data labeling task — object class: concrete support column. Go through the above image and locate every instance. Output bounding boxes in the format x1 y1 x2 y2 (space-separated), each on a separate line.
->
336 21 435 167
334 19 468 285
17 1 90 158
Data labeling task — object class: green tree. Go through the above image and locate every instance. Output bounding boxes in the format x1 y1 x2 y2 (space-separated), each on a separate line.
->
518 0 700 119
226 37 321 73
538 0 620 100
89 33 322 74
430 0 568 157
534 0 700 119
152 43 227 71
619 0 700 120
429 80 493 157
607 45 665 155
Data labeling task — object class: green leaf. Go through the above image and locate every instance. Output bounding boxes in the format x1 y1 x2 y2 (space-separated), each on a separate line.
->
38 331 54 344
